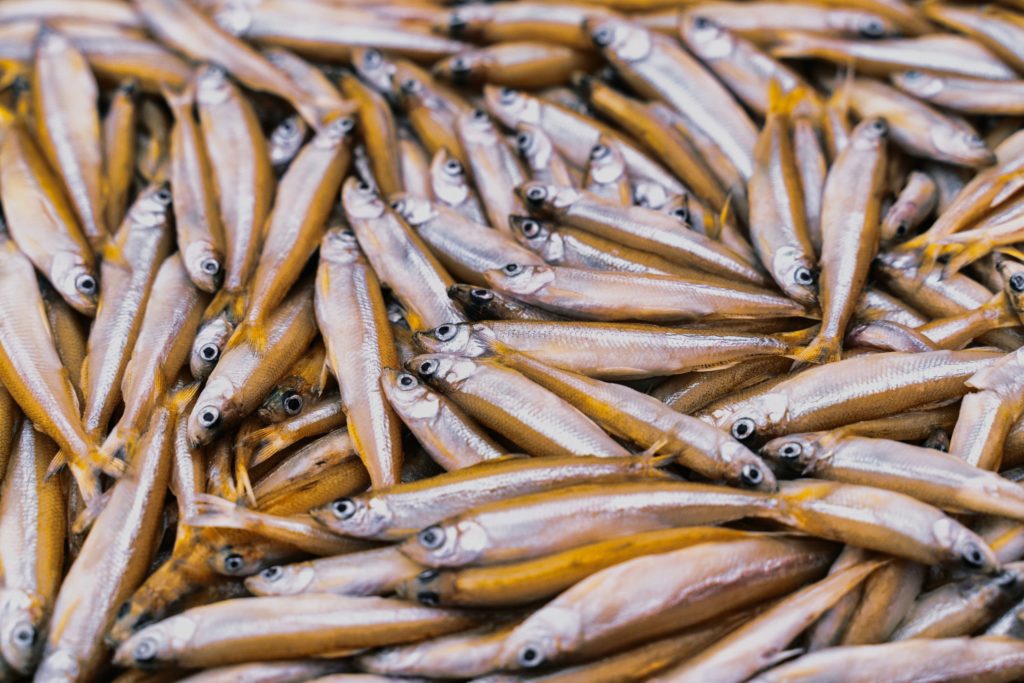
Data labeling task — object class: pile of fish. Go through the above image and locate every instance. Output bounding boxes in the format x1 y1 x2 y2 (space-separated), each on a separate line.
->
7 0 1024 681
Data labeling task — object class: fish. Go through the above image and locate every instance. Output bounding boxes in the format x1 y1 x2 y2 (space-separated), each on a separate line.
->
257 339 328 424
582 138 632 205
797 116 889 363
315 227 403 489
341 73 404 197
892 70 1024 117
429 148 488 224
456 108 529 233
408 353 631 458
101 79 138 232
881 170 938 243
246 546 420 598
949 347 1024 470
447 284 565 322
0 119 99 316
434 42 598 89
32 28 109 253
437 3 614 50
924 4 1024 74
513 122 576 187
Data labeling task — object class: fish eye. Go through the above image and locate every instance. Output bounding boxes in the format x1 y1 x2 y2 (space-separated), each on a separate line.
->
201 258 221 276
903 70 922 80
435 324 458 341
12 624 35 646
779 442 802 459
516 131 532 150
1010 273 1024 293
450 56 472 76
133 636 160 663
334 116 356 134
397 372 418 389
340 228 356 240
282 391 303 416
154 187 172 204
400 78 421 94
418 569 439 582
592 26 613 48
693 15 714 30
503 263 524 276
518 644 545 668
731 417 756 441
520 219 542 238
363 49 382 68
961 543 987 569
894 221 909 238
197 407 220 429
223 552 244 572
470 288 494 302
279 117 298 134
418 524 446 549
418 359 440 377
260 566 283 582
525 185 547 204
860 18 886 38
75 273 97 295
794 267 817 286
444 159 464 175
869 118 889 137
740 464 764 487
670 207 690 223
472 108 489 122
331 498 357 519
199 343 220 362
449 12 468 34
390 199 405 212
965 133 985 147
417 590 440 606
499 87 517 104
356 180 372 192
590 143 609 160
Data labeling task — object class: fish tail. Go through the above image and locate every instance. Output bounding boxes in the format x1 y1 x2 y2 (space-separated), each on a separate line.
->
207 288 248 325
250 430 286 467
793 333 841 364
777 325 823 352
945 240 995 277
225 316 267 352
185 493 253 530
71 488 112 534
160 79 195 113
168 382 200 415
767 80 808 118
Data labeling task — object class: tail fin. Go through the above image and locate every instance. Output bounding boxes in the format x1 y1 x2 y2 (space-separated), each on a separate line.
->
767 80 808 120
777 325 822 353
225 318 268 353
793 332 842 364
160 80 195 116
186 493 254 531
206 288 248 326
168 382 200 415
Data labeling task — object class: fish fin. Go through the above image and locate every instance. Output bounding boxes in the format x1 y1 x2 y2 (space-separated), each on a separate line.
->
793 333 841 364
996 246 1024 262
160 80 195 114
941 241 994 278
240 424 285 467
98 427 127 463
206 288 247 325
776 325 822 352
71 488 112 534
767 80 807 119
226 319 268 352
235 453 257 507
168 382 200 414
186 493 254 531
100 238 130 269
316 360 332 398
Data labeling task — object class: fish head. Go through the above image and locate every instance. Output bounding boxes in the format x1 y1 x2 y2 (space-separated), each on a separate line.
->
483 85 540 128
401 518 489 566
997 257 1024 316
840 10 894 38
850 116 890 152
312 494 392 539
890 70 944 101
183 239 224 293
313 114 356 150
585 17 652 62
484 263 555 298
761 433 827 476
429 149 474 207
342 176 387 221
190 315 232 381
509 215 561 261
933 518 1000 574
245 563 314 596
497 604 582 670
772 246 819 308
434 50 491 86
319 226 362 264
389 193 437 228
113 614 198 668
400 567 457 607
680 14 734 60
514 123 554 170
258 384 307 423
381 368 442 422
439 6 493 40
351 48 397 100
717 441 778 492
269 115 306 167
129 183 174 227
51 250 98 316
586 139 627 186
714 393 789 444
931 124 995 168
633 181 675 210
515 181 579 217
0 589 45 674
188 376 236 448
195 63 232 106
408 353 478 393
211 543 269 577
414 322 496 357
458 107 499 145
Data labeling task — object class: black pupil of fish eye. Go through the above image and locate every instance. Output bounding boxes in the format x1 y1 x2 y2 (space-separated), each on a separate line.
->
13 626 33 644
437 324 454 338
399 373 416 388
741 465 762 485
420 360 437 375
156 189 171 203
202 259 220 275
357 180 370 191
964 546 985 567
871 119 888 135
418 590 440 606
365 50 381 66
526 187 545 201
332 499 356 519
693 16 711 29
282 118 296 133
471 288 493 301
904 70 921 80
419 568 439 581
500 87 516 102
594 28 612 46
591 144 607 159
519 646 543 667
472 108 488 121
262 566 281 580
516 132 531 148
199 409 219 428
225 553 243 570
523 220 540 236
76 275 96 293
200 344 218 361
452 57 470 73
895 221 908 237
781 444 799 458
134 638 158 661
284 393 303 414
445 160 462 174
1011 274 1024 292
419 525 444 548
400 78 419 93
390 200 402 211
795 267 815 285
672 208 688 221
862 20 884 37
504 263 521 274
732 419 753 439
